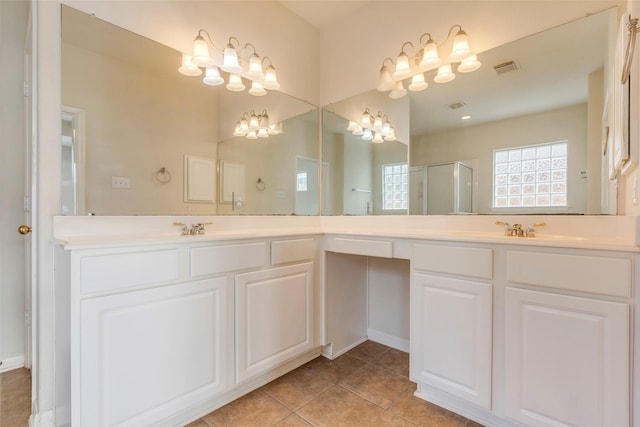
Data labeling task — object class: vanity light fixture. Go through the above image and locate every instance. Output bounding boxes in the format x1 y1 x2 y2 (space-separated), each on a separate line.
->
377 24 481 99
347 108 397 143
233 109 283 140
179 30 281 95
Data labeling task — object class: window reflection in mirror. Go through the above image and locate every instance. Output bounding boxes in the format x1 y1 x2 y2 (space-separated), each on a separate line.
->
61 5 320 216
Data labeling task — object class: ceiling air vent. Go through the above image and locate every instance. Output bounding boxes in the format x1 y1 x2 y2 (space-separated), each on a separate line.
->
448 101 466 110
494 60 519 75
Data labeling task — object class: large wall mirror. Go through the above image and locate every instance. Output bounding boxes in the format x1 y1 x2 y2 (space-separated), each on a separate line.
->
61 5 319 216
323 7 618 215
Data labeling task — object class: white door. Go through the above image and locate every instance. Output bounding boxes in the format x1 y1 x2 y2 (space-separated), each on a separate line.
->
410 272 493 409
0 0 30 374
505 287 629 427
295 155 319 215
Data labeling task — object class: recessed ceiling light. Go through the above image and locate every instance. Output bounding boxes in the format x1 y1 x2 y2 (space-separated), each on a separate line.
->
461 115 471 120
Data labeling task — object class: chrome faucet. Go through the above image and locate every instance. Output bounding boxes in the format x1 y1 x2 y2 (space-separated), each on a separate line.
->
173 221 212 235
495 221 546 237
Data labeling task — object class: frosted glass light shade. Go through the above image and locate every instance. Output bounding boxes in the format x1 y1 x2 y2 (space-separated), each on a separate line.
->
249 113 260 131
373 114 383 131
361 109 372 127
192 35 215 67
239 118 249 133
246 130 258 139
408 73 428 91
346 121 359 132
384 127 397 141
389 81 407 99
263 65 280 90
419 39 441 70
457 55 481 73
392 51 412 80
352 126 364 136
203 66 224 85
249 81 267 96
233 122 247 136
362 128 373 141
451 29 471 61
226 73 245 91
434 64 455 83
257 128 269 138
377 65 396 92
372 132 384 143
222 44 243 73
178 53 202 76
247 53 264 79
382 120 391 136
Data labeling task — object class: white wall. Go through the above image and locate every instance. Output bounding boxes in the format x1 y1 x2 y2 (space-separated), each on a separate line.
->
412 104 589 214
0 0 27 372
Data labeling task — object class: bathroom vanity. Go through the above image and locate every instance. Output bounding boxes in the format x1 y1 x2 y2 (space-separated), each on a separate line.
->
53 215 639 427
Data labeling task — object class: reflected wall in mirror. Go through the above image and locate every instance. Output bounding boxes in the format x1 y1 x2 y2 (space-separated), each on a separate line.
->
61 5 319 216
322 90 409 215
409 7 617 215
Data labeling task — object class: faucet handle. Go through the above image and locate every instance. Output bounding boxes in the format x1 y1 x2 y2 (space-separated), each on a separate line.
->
525 222 546 237
495 221 512 236
173 222 189 235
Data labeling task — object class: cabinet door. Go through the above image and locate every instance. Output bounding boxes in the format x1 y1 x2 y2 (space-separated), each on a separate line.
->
411 273 493 408
235 263 313 382
79 277 228 427
505 287 629 427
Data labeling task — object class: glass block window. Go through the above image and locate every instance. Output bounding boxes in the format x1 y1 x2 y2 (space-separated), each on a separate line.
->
383 163 408 210
493 141 567 208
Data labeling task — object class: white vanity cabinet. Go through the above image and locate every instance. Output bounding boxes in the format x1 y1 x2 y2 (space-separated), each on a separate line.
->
410 243 494 410
60 234 320 427
235 262 314 382
504 249 632 427
79 277 228 427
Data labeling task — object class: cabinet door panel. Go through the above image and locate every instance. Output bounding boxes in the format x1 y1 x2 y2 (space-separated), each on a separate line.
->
236 263 313 382
505 287 629 427
79 277 227 427
411 273 493 408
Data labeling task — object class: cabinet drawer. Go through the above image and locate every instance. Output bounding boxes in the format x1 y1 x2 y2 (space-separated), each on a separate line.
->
326 237 393 258
271 238 316 265
80 249 179 295
190 242 266 277
413 244 493 279
506 251 631 297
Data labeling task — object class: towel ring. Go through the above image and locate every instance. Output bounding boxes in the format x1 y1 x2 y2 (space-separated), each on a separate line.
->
256 178 266 191
155 167 172 183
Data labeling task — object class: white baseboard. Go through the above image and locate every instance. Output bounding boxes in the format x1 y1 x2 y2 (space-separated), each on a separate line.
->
30 410 56 427
367 329 410 353
0 355 25 373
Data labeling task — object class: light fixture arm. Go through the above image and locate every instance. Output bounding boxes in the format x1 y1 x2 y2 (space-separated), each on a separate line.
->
622 16 639 84
227 36 240 49
196 29 222 52
382 57 395 67
419 32 435 46
400 41 415 55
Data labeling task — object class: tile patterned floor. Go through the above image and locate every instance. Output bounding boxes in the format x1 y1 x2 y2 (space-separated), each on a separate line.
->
0 368 31 427
189 341 485 427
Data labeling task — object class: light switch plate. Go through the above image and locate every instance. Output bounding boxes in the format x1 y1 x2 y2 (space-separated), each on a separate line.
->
112 176 130 189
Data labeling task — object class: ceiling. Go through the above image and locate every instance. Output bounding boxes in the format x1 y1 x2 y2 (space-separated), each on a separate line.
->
278 1 370 29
